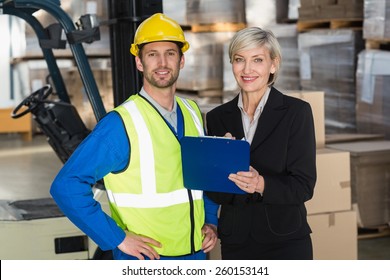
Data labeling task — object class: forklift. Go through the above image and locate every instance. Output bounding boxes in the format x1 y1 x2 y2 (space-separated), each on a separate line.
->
0 0 162 259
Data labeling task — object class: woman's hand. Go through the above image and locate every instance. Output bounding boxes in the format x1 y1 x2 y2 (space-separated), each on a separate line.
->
228 166 264 194
224 132 236 139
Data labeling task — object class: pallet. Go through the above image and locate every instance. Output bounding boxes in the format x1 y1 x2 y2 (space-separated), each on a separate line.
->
182 22 246 33
358 225 390 240
297 18 363 32
177 89 223 97
365 39 390 50
176 90 222 106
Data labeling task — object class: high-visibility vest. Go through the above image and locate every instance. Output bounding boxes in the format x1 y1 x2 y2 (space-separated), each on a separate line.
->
104 94 205 256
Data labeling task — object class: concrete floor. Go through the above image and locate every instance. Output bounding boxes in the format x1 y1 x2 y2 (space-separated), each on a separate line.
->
359 235 390 260
1 133 390 260
0 133 62 201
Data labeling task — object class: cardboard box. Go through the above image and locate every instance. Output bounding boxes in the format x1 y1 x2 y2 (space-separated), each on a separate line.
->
327 140 390 227
298 0 363 20
209 209 358 260
187 0 245 25
286 91 326 148
0 108 32 141
308 210 358 260
306 148 351 214
178 31 235 92
363 0 390 39
64 61 114 130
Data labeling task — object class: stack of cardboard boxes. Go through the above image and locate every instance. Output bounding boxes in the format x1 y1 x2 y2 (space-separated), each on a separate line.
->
327 140 390 229
290 91 358 260
64 59 114 130
298 0 363 21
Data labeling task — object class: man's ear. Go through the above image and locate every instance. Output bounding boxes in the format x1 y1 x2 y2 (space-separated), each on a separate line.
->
180 55 185 69
135 56 143 72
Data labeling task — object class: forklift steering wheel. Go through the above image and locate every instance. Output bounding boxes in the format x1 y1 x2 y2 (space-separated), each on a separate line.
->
11 85 53 119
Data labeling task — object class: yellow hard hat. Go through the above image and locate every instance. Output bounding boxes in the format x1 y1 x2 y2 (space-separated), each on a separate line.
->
130 13 190 56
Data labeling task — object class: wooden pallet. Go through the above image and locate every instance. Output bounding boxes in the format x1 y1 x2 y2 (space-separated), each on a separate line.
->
365 39 390 50
182 22 246 33
177 89 223 98
297 18 363 32
358 225 390 240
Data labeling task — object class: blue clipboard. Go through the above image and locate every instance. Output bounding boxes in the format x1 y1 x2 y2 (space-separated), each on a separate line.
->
180 136 250 194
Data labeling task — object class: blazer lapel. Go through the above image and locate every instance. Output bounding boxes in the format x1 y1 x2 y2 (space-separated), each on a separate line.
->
251 88 288 151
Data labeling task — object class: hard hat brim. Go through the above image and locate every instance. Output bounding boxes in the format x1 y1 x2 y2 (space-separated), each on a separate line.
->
130 40 189 56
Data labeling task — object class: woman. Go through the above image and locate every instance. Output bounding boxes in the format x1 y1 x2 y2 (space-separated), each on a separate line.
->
206 27 317 260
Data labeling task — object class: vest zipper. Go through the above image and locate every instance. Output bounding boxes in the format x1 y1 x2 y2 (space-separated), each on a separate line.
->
187 189 195 254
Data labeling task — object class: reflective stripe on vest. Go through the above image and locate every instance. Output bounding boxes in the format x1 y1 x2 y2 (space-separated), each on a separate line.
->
106 99 203 209
178 97 204 136
106 188 202 208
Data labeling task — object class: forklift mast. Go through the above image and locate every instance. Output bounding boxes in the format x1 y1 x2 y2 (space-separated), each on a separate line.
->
1 0 107 121
108 0 163 106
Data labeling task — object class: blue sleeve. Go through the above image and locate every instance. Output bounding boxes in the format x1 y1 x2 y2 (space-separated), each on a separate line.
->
204 193 219 226
50 112 128 251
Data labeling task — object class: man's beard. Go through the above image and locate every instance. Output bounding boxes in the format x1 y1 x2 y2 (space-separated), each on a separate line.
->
143 63 180 89
146 73 178 88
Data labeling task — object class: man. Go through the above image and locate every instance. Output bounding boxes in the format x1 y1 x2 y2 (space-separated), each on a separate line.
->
50 13 218 260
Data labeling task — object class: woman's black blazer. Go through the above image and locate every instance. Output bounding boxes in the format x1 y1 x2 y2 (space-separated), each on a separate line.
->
205 87 317 244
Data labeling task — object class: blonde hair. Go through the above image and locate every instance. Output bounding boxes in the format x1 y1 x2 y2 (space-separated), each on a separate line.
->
229 27 282 86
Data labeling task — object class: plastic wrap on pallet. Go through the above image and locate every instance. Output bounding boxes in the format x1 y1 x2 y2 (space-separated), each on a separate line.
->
356 50 390 139
272 24 301 91
177 31 235 92
298 29 365 134
222 42 238 93
288 0 301 20
163 0 188 26
246 0 276 28
363 0 390 39
186 0 245 25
